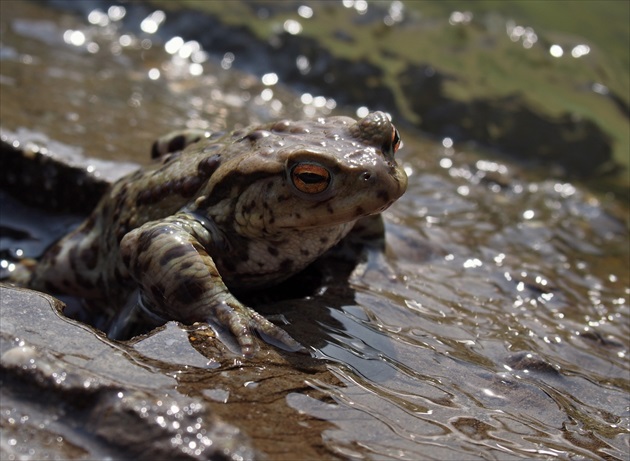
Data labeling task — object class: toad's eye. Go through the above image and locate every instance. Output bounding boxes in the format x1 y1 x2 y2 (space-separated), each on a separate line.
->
290 163 331 194
392 127 401 153
382 126 401 156
391 127 401 153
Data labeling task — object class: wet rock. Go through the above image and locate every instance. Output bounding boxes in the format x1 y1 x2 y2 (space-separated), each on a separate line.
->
505 351 561 375
578 329 625 349
0 281 348 460
0 284 257 460
1 128 137 213
451 417 497 441
399 64 615 177
129 322 223 370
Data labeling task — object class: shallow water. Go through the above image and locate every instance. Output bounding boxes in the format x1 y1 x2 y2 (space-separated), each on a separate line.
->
1 2 628 460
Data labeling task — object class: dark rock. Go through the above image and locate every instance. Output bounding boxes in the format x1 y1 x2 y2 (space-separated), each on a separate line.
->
399 63 615 177
0 284 257 460
0 128 137 213
505 351 560 375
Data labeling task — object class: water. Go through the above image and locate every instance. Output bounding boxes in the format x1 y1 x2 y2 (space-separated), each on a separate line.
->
1 1 628 460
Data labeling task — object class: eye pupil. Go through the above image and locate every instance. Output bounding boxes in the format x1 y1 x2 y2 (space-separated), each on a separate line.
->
291 163 331 194
298 172 325 184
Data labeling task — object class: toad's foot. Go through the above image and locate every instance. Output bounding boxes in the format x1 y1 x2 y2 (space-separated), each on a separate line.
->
212 300 305 357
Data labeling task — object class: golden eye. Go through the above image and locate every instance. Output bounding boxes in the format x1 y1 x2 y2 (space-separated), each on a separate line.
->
291 163 331 194
391 127 401 153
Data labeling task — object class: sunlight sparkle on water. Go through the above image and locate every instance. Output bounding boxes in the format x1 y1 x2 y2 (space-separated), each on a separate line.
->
356 106 369 118
221 52 235 70
549 45 564 58
343 0 368 14
384 1 405 26
140 10 165 34
189 63 203 76
177 41 200 59
298 6 313 19
494 253 506 265
507 21 537 48
457 185 470 196
107 5 126 21
260 88 274 101
476 160 507 174
0 260 16 272
463 258 482 268
449 11 473 25
522 210 535 220
165 37 184 54
553 182 576 197
439 158 453 169
63 30 85 47
296 55 311 74
283 19 302 35
571 44 590 58
262 73 278 86
119 35 132 47
87 9 109 27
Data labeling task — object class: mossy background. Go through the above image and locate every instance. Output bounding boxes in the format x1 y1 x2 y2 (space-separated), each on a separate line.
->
151 0 629 191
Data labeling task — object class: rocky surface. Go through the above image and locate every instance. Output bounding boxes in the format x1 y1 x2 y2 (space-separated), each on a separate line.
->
1 128 137 212
0 283 349 460
1 285 256 460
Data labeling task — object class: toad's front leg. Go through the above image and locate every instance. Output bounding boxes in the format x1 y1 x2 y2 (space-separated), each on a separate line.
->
119 212 302 356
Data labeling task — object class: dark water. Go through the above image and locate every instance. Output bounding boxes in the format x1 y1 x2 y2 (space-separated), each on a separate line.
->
1 1 628 460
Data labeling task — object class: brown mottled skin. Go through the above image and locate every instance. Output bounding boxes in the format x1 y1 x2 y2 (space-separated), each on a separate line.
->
29 112 408 356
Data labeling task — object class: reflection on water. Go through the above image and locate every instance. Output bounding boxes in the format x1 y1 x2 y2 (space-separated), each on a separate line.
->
306 138 628 458
300 162 629 457
1 2 628 460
